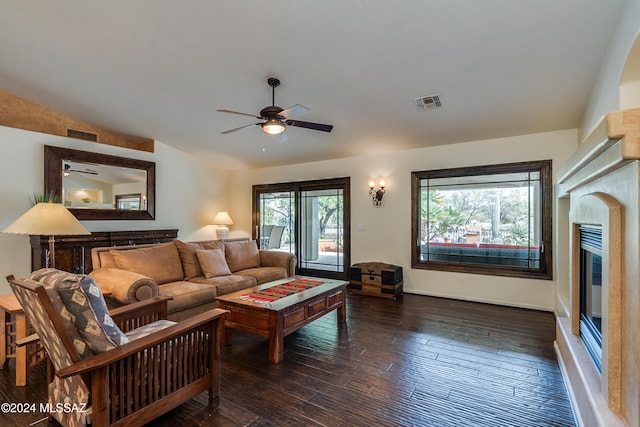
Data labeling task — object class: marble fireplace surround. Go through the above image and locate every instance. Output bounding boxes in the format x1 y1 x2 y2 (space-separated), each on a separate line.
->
556 108 640 427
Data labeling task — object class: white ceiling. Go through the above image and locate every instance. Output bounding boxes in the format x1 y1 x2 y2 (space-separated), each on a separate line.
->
0 1 626 169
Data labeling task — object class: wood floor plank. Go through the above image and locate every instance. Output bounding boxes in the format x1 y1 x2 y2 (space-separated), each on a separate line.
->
0 293 575 426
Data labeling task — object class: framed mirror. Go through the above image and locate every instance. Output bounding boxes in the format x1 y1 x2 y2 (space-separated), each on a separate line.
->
45 145 156 220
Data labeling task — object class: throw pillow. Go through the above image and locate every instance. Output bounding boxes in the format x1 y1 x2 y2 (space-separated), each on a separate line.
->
111 242 184 284
27 270 95 359
53 273 129 353
174 240 225 279
224 240 261 272
196 248 232 278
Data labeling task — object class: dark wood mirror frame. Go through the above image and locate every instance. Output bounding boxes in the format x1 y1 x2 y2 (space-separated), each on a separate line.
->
45 145 156 220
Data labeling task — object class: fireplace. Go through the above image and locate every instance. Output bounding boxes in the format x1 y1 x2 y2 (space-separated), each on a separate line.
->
578 225 602 372
555 108 636 426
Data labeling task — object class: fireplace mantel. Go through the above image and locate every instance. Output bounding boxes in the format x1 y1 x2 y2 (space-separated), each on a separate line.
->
558 108 640 195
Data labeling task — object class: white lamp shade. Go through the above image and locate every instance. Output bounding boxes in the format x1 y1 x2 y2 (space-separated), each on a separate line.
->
212 211 234 225
2 202 90 236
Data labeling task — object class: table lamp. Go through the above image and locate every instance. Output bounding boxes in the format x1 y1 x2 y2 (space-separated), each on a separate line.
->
2 201 90 268
212 211 233 240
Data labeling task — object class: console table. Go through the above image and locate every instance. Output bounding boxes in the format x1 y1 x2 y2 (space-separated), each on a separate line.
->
30 229 178 274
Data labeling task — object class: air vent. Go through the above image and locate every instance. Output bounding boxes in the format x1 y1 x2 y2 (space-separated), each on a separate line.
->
414 94 442 111
67 128 98 142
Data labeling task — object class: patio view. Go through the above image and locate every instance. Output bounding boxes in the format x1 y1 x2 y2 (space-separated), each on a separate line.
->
418 170 541 268
258 188 344 273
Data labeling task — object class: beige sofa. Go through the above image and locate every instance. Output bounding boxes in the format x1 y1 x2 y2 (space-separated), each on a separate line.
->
89 239 296 321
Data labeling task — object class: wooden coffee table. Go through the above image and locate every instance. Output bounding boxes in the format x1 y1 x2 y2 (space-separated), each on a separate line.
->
216 276 347 363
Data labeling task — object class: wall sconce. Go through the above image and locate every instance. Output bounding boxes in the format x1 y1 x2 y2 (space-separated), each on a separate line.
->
368 179 386 206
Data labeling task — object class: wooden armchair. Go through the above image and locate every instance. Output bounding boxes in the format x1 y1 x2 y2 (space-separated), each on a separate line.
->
7 270 228 427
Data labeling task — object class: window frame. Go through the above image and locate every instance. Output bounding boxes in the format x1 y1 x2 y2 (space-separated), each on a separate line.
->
411 160 552 280
252 177 351 280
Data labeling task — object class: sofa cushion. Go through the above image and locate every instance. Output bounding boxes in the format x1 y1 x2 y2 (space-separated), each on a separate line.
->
234 267 288 285
125 319 176 341
159 281 218 314
224 240 260 273
197 248 232 278
174 240 225 280
190 274 257 296
41 271 129 353
89 268 159 305
28 269 95 359
111 242 184 284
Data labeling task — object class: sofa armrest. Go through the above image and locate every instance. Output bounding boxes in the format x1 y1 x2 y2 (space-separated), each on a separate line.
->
90 268 159 305
259 250 297 277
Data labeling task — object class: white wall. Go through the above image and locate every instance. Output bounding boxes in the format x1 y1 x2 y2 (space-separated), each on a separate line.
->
230 129 577 311
0 125 231 294
581 0 640 138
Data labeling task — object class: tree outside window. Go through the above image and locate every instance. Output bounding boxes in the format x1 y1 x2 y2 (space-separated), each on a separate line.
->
411 160 552 280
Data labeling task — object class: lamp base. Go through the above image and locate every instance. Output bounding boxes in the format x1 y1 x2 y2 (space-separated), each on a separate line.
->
48 235 56 268
215 226 229 240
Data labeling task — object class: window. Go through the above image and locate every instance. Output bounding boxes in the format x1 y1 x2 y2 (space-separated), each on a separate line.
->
411 160 552 279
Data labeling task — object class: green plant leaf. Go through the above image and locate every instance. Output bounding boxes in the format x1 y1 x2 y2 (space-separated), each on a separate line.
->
30 191 62 205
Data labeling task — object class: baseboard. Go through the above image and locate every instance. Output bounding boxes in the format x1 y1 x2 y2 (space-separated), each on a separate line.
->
402 289 553 312
555 340 582 427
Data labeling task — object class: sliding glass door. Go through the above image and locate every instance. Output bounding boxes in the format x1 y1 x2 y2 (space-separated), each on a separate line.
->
255 188 295 252
253 178 350 279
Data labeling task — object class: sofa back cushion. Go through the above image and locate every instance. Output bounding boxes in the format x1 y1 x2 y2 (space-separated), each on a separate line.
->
174 240 225 279
111 242 184 284
224 240 261 273
95 249 118 268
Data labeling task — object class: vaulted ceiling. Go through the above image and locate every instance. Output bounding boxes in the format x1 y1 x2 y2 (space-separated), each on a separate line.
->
0 1 626 169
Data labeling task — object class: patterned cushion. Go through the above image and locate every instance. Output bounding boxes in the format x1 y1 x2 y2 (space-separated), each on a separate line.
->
27 269 95 359
49 375 91 427
78 275 129 345
197 248 232 278
29 268 78 286
35 269 129 353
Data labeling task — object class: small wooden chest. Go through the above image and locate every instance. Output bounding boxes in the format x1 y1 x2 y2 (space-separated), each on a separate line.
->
349 262 403 299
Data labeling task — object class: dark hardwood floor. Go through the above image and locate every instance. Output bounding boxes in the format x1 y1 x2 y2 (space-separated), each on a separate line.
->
0 293 575 426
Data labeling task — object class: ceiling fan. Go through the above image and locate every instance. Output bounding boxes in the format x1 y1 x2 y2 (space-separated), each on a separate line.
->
217 77 333 136
63 163 98 176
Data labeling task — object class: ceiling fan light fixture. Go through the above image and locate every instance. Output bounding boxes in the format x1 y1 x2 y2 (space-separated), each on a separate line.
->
219 77 332 135
262 119 286 135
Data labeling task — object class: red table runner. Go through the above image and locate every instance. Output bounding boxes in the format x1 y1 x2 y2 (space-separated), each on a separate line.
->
237 277 325 304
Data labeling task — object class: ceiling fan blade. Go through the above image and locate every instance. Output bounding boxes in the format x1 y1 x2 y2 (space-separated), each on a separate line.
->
70 169 98 175
221 123 260 134
268 132 288 143
217 109 262 119
288 120 333 133
280 104 310 119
